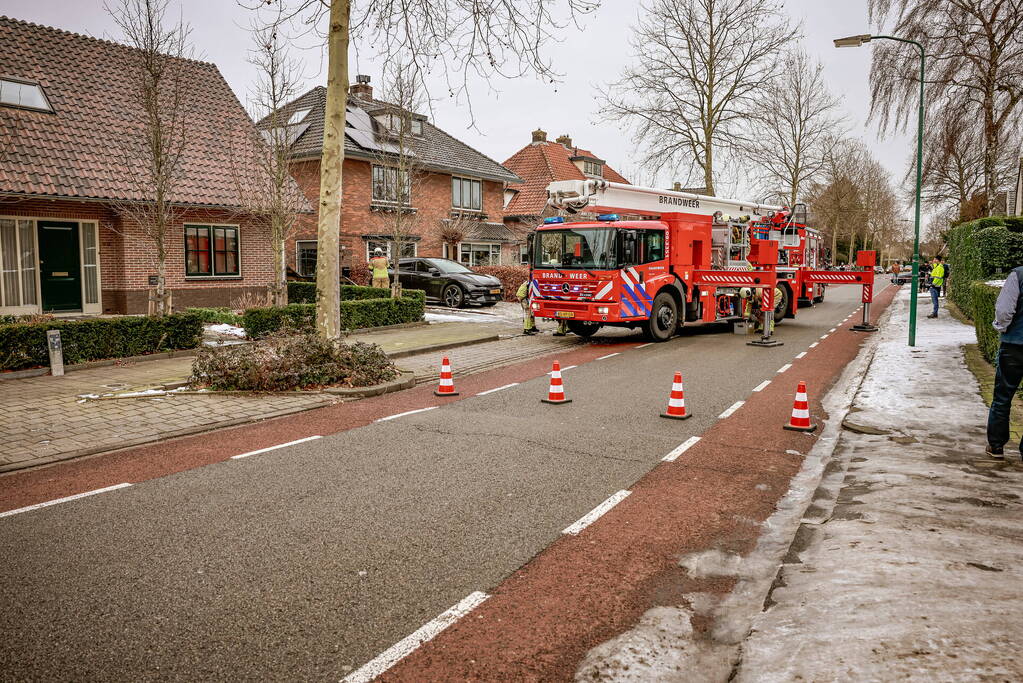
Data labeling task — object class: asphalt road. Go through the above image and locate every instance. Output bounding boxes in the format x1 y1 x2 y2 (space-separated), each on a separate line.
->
0 287 867 682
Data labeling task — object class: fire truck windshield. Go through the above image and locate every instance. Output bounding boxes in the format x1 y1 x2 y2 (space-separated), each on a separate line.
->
534 228 617 269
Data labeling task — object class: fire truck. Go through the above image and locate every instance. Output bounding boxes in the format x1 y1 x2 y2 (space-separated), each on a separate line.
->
529 179 876 344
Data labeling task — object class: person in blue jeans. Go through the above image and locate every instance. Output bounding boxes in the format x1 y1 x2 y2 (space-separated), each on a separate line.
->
986 266 1023 460
926 256 945 318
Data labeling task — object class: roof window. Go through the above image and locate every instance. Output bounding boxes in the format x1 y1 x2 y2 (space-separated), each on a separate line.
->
0 78 52 112
287 108 311 125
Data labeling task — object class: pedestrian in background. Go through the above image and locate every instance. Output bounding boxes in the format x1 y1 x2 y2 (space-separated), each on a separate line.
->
927 256 945 318
986 268 1023 460
368 247 390 290
516 280 537 335
891 261 901 284
919 259 932 293
942 260 951 298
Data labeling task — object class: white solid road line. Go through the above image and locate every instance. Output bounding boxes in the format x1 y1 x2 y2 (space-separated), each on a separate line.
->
342 591 490 683
719 400 745 419
0 483 132 519
375 406 438 422
663 436 701 462
777 363 792 373
596 353 621 360
563 490 631 535
231 435 322 459
476 383 519 396
795 352 807 359
752 380 771 392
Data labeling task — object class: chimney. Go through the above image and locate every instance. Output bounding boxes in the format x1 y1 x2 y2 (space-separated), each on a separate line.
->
531 128 547 143
350 74 372 99
555 134 573 148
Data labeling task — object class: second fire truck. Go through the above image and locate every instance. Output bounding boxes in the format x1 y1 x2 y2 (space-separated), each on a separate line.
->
529 179 876 343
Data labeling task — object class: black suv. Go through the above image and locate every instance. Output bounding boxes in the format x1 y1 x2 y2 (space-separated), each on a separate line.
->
391 257 504 308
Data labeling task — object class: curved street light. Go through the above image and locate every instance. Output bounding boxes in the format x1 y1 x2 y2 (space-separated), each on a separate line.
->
835 34 925 346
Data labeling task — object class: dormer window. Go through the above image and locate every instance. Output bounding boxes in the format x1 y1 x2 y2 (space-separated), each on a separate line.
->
374 112 423 137
0 77 52 112
584 160 603 178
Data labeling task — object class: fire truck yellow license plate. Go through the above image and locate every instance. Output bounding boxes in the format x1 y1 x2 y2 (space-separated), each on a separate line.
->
555 311 575 318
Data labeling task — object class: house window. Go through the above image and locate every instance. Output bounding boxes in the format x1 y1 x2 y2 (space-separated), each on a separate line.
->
459 242 500 266
519 244 529 265
296 240 317 277
452 177 482 211
583 160 603 177
366 240 416 260
0 78 52 112
372 165 411 205
185 225 239 277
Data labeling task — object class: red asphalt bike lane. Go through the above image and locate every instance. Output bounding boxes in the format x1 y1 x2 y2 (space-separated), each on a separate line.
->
0 342 633 513
378 284 899 683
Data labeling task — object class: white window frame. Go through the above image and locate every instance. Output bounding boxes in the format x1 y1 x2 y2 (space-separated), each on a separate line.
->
366 240 417 260
295 240 318 277
458 241 501 267
184 223 243 279
372 165 412 205
583 160 603 178
452 176 483 212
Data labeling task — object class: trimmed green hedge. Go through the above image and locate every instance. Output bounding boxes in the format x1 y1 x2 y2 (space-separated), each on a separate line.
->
0 313 204 371
287 282 394 304
971 282 1000 363
184 307 243 326
243 291 425 338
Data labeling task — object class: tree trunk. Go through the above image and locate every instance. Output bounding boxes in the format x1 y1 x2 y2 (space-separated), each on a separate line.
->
982 88 997 217
156 226 167 315
703 140 715 196
272 234 287 306
315 0 350 339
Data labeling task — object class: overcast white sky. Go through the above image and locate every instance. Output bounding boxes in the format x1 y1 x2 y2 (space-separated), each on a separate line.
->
7 0 915 217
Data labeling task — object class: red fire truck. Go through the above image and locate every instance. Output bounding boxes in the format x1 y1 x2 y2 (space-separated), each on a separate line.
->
529 179 876 344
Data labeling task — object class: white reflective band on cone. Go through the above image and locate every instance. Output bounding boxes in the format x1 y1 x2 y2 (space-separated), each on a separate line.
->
792 409 810 418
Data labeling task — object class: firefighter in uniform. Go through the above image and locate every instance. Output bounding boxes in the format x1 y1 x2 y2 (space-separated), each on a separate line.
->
516 280 537 335
369 248 390 289
741 286 781 334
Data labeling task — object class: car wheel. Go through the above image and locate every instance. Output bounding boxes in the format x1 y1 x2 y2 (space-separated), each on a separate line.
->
642 292 678 342
567 321 602 338
443 284 466 308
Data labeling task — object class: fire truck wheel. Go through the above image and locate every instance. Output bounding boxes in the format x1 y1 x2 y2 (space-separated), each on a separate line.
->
567 321 601 338
643 292 678 342
813 285 825 303
773 285 789 323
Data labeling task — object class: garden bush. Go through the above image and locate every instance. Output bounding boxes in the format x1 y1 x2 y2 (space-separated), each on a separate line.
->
286 281 393 304
242 291 425 338
472 265 529 302
971 281 1001 364
184 307 243 326
190 332 397 391
0 313 203 371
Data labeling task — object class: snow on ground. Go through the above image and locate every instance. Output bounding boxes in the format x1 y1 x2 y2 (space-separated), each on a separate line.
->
736 289 1023 681
985 279 1007 287
424 301 522 326
206 323 246 338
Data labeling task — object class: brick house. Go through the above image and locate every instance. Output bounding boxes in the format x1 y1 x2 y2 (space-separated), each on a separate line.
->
259 79 521 279
501 129 632 258
0 17 297 316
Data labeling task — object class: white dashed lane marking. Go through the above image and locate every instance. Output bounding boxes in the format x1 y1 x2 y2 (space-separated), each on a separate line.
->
0 483 132 519
563 490 632 535
777 363 792 373
376 406 438 422
232 436 322 459
719 401 745 419
752 380 771 392
476 383 519 396
663 436 701 462
596 353 621 360
795 352 806 359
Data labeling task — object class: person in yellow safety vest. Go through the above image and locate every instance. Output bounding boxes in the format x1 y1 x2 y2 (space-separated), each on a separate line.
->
927 255 945 318
516 280 537 335
369 247 390 289
741 286 781 333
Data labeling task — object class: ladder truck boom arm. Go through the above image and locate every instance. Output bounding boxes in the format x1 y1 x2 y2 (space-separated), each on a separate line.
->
546 179 784 219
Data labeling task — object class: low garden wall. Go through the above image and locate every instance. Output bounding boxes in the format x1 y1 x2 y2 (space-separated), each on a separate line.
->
0 313 204 371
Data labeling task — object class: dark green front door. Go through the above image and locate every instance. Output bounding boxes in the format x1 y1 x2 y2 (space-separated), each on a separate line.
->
38 221 82 312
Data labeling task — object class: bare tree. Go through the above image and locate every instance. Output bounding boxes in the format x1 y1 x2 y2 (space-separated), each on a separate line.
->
745 49 846 206
249 0 599 339
869 0 1023 214
366 62 428 298
599 0 794 196
108 0 192 315
239 7 305 306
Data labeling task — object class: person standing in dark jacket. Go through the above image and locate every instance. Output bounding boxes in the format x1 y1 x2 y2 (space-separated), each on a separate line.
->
986 267 1023 460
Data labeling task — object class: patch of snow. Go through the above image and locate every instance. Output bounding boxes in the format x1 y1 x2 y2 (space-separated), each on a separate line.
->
207 323 246 337
985 279 1006 288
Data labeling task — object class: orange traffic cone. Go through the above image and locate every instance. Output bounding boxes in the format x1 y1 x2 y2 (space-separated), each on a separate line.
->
434 356 459 396
783 381 816 432
541 361 572 404
660 371 691 420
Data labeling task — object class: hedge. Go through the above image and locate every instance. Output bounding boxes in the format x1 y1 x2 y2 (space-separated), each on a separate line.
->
472 265 529 302
242 290 425 338
971 281 1000 364
0 313 203 371
184 307 243 326
287 282 393 304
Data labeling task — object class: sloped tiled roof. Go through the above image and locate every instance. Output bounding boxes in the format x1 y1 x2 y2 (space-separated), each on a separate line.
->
260 86 520 184
501 139 630 216
0 16 300 208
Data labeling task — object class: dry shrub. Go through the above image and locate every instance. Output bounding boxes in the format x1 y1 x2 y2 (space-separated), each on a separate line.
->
230 290 271 312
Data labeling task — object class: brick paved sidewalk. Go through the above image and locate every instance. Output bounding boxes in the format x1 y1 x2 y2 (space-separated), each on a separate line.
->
0 321 631 473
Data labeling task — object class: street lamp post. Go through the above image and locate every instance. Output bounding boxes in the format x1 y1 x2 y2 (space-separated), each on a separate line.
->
835 33 925 347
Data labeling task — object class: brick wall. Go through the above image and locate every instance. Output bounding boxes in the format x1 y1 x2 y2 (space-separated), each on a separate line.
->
286 156 511 274
0 196 273 314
